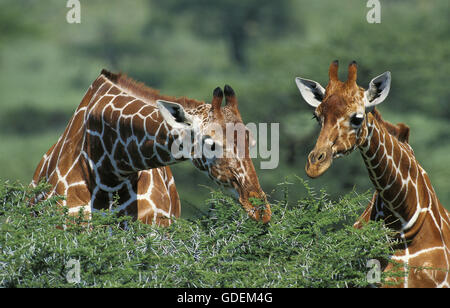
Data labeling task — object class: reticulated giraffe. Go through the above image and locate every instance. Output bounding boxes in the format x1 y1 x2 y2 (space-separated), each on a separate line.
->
295 60 450 287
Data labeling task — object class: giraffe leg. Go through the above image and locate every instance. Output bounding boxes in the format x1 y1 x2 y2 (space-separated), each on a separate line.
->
136 167 180 227
163 166 181 219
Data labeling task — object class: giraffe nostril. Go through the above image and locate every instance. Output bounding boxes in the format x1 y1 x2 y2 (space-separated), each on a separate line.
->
317 152 326 162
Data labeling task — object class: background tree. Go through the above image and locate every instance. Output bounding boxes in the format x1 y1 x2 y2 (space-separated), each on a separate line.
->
148 0 293 67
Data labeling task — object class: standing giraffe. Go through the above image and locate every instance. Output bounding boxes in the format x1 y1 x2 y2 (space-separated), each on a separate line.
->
32 69 271 226
295 60 450 287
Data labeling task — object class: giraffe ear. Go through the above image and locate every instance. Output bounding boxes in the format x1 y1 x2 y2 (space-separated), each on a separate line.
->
157 100 194 129
364 72 391 109
295 77 325 108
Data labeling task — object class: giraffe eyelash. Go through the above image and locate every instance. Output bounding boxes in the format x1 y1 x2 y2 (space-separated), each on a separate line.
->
312 113 320 125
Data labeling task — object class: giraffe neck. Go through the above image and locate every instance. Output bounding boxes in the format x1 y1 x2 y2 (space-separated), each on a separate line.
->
66 75 208 211
84 76 205 180
358 113 436 239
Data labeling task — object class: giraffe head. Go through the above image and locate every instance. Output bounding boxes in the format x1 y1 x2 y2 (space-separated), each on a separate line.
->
295 60 391 178
157 86 271 223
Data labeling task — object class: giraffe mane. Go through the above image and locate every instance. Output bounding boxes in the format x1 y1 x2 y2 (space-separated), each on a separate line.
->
100 69 205 109
370 108 410 144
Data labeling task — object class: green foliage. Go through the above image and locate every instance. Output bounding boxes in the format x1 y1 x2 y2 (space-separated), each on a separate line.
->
0 180 397 288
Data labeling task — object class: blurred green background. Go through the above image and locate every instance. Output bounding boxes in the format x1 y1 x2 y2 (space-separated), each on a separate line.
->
0 0 449 217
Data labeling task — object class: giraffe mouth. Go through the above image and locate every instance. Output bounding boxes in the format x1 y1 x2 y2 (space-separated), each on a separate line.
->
238 195 272 224
231 183 271 224
306 145 357 178
332 148 354 159
332 146 356 159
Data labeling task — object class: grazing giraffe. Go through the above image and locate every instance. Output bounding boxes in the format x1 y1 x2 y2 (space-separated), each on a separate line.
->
295 60 450 287
32 69 271 226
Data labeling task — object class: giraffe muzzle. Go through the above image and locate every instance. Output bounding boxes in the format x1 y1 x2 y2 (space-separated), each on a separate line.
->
305 147 333 178
233 184 271 224
239 194 272 224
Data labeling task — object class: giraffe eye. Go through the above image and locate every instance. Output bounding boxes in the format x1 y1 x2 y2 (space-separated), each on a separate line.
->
203 136 214 149
350 114 364 127
203 136 218 155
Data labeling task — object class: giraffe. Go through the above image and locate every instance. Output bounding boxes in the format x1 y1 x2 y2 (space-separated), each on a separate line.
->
295 60 450 287
31 69 271 226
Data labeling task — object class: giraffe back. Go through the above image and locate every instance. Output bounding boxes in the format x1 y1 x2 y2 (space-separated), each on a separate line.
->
31 74 181 226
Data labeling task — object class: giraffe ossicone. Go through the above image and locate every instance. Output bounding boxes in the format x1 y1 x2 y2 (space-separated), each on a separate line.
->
295 60 450 288
32 69 271 226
